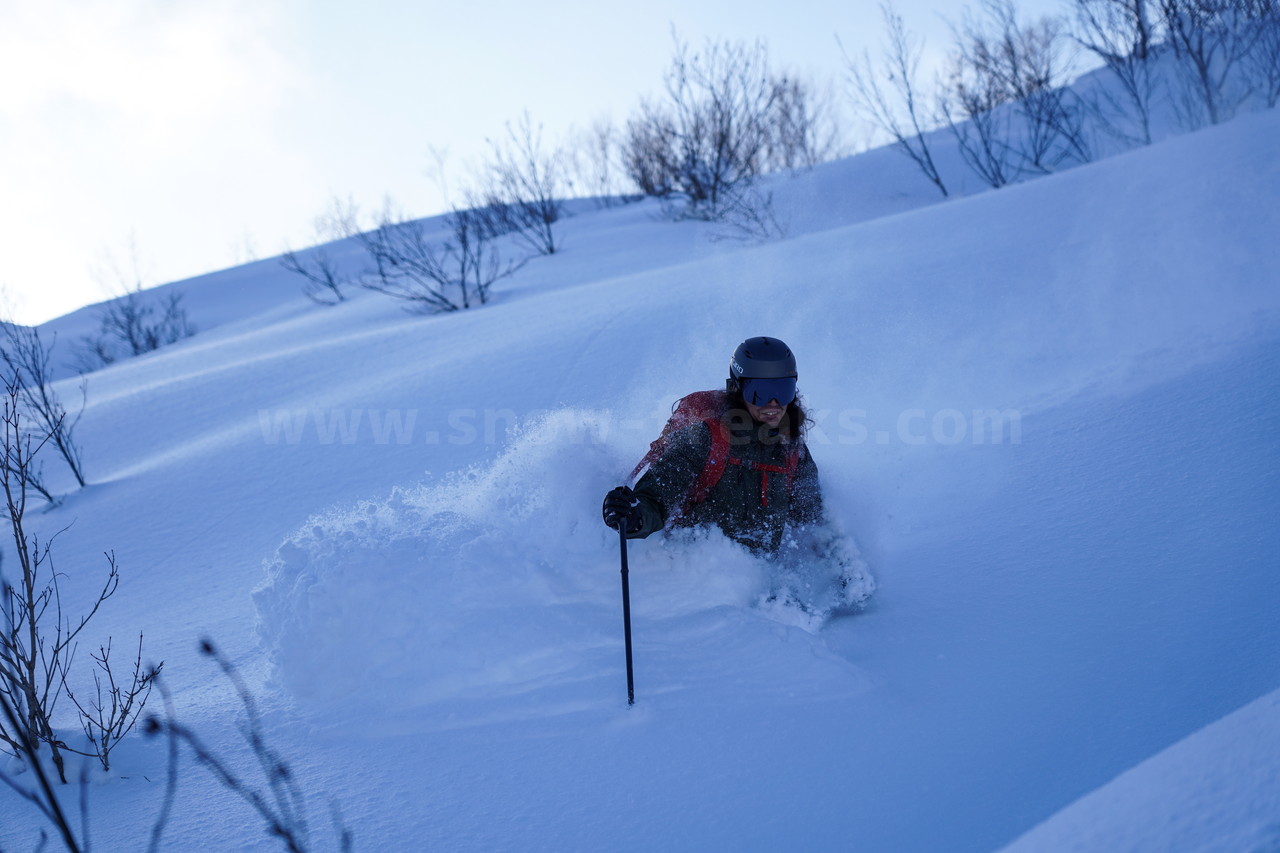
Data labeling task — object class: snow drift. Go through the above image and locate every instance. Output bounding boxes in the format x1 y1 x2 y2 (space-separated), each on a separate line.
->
255 408 874 722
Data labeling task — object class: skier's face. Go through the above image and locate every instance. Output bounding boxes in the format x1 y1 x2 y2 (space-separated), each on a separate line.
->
745 397 786 428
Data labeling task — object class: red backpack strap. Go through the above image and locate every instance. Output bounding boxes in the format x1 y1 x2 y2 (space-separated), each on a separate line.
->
720 442 804 508
784 445 801 492
685 417 731 510
629 390 727 484
630 391 802 518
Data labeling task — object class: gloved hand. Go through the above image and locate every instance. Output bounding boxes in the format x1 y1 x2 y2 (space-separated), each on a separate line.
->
602 485 643 534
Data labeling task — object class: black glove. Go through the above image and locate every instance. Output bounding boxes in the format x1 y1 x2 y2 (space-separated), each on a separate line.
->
602 485 643 534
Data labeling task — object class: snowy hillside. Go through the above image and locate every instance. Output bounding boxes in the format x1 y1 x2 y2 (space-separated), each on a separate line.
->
2 102 1278 852
999 688 1280 853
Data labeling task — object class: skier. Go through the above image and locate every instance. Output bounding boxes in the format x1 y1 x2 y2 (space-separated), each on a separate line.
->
601 336 823 555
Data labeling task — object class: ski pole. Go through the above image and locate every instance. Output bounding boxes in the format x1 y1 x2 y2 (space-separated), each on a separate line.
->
618 520 636 706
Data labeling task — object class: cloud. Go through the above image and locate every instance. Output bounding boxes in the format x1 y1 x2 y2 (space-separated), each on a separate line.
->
0 0 299 121
0 0 306 323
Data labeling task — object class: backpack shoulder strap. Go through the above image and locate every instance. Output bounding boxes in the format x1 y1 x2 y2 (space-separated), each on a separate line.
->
687 416 731 508
783 445 801 492
629 390 728 483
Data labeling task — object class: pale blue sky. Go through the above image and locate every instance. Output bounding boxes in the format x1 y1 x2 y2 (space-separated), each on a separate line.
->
0 0 1063 325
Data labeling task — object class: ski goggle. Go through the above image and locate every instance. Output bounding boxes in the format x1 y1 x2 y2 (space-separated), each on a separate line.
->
741 376 797 406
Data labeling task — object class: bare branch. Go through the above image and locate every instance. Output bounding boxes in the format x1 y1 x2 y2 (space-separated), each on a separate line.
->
1242 1 1280 106
622 32 834 223
1 378 148 801
75 289 196 373
481 112 567 255
1158 0 1269 127
942 0 1090 187
1070 0 1162 145
280 197 361 305
0 323 86 488
63 634 161 772
144 639 353 852
356 199 528 313
842 2 950 196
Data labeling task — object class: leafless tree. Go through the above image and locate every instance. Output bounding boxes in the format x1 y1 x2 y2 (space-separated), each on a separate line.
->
76 289 197 372
1158 0 1268 126
105 292 196 357
1242 0 1280 107
966 0 1088 171
63 634 160 772
4 636 347 852
357 200 528 313
708 184 788 243
765 73 846 171
0 435 56 505
1012 19 1093 168
1076 0 1159 59
0 379 131 785
1 323 86 488
843 2 950 197
942 0 1090 185
281 197 361 306
622 103 680 199
77 241 195 369
568 117 643 208
1071 0 1163 145
622 35 782 217
940 45 1019 187
479 112 567 256
281 248 349 306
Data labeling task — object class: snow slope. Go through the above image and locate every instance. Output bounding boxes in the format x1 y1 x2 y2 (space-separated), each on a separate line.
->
1000 688 1280 853
2 104 1278 851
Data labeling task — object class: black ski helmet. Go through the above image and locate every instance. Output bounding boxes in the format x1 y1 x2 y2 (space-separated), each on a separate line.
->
729 336 798 382
727 337 799 406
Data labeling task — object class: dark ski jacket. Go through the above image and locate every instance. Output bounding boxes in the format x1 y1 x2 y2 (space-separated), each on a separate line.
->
628 410 823 554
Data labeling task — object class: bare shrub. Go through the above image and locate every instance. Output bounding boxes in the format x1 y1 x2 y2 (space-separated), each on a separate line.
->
4 636 349 852
708 184 788 243
1071 0 1163 145
64 634 161 772
0 323 86 491
944 0 1090 185
1241 0 1280 107
74 244 197 372
843 1 950 197
622 103 680 199
357 200 528 313
478 112 568 256
569 117 645 208
281 197 361 306
1159 0 1269 126
0 378 152 787
765 72 846 171
76 290 196 372
940 42 1019 187
282 248 349 307
621 34 834 222
624 35 776 213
